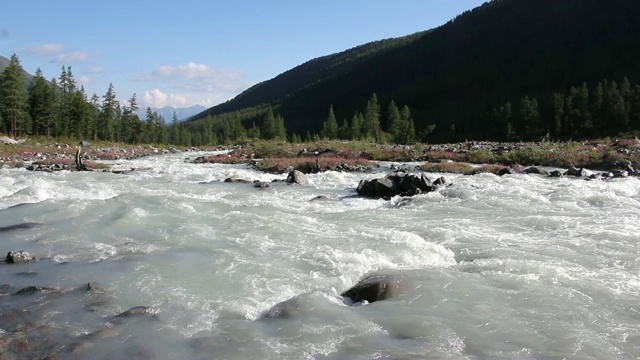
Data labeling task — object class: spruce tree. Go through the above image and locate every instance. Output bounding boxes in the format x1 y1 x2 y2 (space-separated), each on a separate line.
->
0 54 30 137
386 100 402 143
321 105 339 139
100 83 118 141
363 93 381 142
28 68 55 137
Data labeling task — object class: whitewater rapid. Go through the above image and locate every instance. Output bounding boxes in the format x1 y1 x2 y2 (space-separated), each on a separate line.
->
0 151 639 359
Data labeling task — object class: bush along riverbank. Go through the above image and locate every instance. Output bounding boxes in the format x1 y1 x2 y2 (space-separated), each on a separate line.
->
189 139 640 175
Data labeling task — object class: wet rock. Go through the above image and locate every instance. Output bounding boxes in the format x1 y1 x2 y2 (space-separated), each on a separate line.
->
341 274 404 304
258 297 301 319
357 173 443 199
610 169 629 178
113 306 158 321
0 222 43 234
85 282 106 292
6 251 35 264
0 325 64 360
565 167 593 177
253 181 270 189
286 170 309 185
496 168 512 176
310 195 330 202
224 177 252 184
523 167 549 175
14 286 57 296
549 170 563 177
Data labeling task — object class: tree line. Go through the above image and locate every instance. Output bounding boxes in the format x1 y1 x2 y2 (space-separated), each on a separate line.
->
487 77 640 141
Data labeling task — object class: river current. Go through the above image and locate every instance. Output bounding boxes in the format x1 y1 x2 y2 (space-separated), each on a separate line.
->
0 150 639 359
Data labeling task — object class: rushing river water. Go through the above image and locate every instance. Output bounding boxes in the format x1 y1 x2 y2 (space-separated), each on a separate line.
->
1 150 639 359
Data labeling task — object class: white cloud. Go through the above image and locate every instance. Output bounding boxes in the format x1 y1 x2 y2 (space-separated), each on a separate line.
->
26 43 64 56
141 88 187 108
136 62 250 92
53 51 96 64
140 88 238 109
136 62 254 108
82 67 104 74
77 76 91 87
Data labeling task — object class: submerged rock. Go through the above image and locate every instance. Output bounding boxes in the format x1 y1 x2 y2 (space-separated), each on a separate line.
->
113 306 159 321
253 181 270 189
258 297 301 319
341 274 404 304
6 251 35 264
14 286 58 295
224 177 252 184
0 222 43 234
310 195 330 202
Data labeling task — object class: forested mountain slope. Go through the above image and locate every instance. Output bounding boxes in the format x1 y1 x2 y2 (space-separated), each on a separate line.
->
191 0 640 142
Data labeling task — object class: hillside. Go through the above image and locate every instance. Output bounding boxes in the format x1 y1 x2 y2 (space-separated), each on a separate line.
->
188 0 640 142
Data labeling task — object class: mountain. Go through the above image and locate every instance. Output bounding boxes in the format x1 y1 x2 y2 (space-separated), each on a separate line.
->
137 105 207 122
188 0 640 142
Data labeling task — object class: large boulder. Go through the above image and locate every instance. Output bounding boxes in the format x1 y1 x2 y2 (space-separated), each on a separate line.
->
286 170 309 185
6 251 35 264
341 274 404 304
356 173 444 199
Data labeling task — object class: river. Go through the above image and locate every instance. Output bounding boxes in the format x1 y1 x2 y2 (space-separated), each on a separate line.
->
1 150 639 359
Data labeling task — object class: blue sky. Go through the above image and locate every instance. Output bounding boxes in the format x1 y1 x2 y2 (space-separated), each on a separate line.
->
1 0 487 109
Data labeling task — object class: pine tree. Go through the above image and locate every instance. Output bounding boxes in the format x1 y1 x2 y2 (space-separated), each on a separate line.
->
386 100 402 143
350 111 363 140
399 105 416 144
0 54 30 137
520 96 540 140
261 105 276 140
100 83 118 141
321 105 339 139
170 112 180 145
28 68 55 137
69 88 92 140
362 93 381 142
552 93 565 138
89 93 101 141
339 118 350 140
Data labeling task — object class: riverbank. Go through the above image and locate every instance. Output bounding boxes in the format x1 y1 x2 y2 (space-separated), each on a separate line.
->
2 137 639 175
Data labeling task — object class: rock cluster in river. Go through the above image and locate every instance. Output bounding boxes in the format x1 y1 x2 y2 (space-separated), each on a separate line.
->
356 172 446 199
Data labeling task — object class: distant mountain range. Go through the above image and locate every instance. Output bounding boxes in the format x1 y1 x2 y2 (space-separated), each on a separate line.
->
188 0 640 142
136 105 207 123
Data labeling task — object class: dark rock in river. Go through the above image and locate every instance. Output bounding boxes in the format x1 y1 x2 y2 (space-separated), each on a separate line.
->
6 251 35 264
497 168 512 176
0 222 43 233
14 286 58 295
310 195 330 202
549 170 563 177
341 274 404 304
356 173 444 199
565 167 593 178
253 181 271 189
523 167 549 175
224 177 252 184
286 169 309 185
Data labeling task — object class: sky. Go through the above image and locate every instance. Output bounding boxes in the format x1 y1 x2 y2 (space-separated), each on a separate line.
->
1 0 487 110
